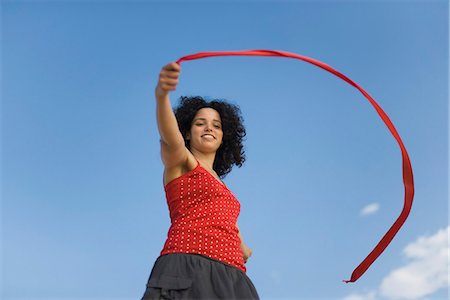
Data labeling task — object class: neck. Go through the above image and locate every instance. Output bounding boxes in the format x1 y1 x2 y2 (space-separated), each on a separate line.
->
190 149 216 171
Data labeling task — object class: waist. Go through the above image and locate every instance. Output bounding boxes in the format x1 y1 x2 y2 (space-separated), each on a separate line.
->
161 225 246 273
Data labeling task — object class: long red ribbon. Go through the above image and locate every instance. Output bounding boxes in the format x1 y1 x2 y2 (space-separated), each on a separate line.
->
175 49 415 283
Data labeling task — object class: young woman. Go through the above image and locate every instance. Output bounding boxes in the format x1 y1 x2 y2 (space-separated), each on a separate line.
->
140 62 259 300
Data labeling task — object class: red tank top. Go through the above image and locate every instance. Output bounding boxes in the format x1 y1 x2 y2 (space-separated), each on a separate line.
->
160 158 246 273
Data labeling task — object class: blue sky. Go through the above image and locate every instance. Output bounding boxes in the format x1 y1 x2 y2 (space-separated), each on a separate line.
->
1 1 448 299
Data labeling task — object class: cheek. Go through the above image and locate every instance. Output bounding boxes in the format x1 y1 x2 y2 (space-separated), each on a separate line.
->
191 127 201 136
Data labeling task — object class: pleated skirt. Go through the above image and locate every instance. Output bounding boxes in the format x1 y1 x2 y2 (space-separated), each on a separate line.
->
141 253 260 300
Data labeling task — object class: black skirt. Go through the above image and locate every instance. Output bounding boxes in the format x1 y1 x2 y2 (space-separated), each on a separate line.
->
141 253 260 300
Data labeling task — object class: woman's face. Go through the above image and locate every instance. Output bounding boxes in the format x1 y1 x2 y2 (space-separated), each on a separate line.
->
187 108 223 153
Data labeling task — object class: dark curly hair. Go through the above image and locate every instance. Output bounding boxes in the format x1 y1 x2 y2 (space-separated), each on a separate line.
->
174 96 246 179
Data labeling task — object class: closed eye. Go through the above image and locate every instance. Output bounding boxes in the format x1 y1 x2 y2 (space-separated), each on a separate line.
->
195 123 221 129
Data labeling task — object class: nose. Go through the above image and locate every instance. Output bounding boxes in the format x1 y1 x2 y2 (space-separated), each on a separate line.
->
204 123 213 132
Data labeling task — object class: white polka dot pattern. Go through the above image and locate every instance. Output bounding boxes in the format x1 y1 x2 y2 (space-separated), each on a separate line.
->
160 160 246 273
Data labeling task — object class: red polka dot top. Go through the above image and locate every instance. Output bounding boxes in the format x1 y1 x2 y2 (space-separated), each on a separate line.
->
160 158 246 273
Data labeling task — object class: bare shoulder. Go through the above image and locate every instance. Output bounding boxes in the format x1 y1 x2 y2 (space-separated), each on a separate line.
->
163 148 198 187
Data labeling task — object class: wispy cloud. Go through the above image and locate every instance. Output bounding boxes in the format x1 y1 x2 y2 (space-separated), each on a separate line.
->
360 203 380 216
343 291 376 300
379 226 449 299
343 226 449 300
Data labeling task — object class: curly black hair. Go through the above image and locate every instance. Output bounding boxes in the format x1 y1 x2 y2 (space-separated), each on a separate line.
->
174 96 246 179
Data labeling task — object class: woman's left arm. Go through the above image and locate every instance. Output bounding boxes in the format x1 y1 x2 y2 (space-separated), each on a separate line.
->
236 222 253 263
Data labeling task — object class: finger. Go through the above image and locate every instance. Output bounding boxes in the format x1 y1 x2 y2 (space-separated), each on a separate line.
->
161 78 179 85
164 62 181 72
161 83 177 91
161 70 180 79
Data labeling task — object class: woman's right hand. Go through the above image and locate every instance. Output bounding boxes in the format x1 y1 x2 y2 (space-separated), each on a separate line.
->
155 62 181 99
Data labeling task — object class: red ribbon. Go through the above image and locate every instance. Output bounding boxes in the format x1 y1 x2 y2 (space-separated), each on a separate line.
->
175 49 415 283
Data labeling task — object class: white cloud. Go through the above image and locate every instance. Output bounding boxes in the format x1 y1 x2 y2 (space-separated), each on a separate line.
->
343 291 376 300
379 226 449 299
343 226 449 300
360 203 380 216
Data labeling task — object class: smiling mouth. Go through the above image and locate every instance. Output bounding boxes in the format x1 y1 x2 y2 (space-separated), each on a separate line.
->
202 134 215 139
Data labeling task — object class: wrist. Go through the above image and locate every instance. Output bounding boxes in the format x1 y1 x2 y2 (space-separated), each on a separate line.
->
155 86 168 100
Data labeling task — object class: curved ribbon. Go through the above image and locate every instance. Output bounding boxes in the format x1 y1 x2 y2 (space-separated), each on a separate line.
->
175 49 415 283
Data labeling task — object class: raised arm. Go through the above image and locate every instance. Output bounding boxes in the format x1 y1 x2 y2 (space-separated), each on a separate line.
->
155 62 188 168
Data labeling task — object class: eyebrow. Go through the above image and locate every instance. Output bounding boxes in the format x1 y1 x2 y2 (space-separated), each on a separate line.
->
193 118 222 123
